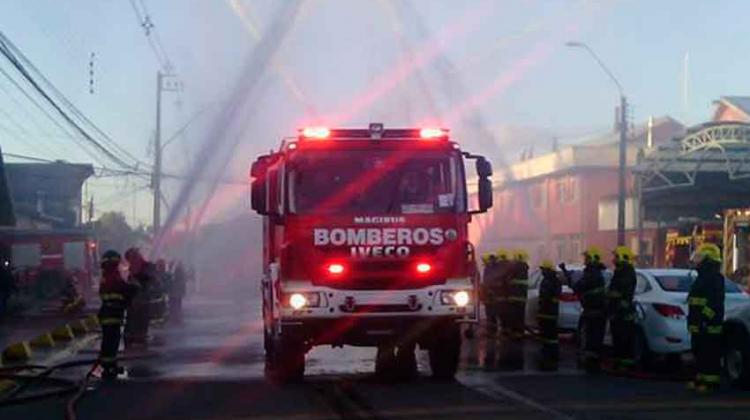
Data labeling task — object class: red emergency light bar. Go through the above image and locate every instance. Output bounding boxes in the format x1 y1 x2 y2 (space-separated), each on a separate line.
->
298 125 449 141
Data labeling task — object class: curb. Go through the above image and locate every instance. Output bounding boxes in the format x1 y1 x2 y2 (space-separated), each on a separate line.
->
29 332 56 349
51 325 75 342
1 341 33 363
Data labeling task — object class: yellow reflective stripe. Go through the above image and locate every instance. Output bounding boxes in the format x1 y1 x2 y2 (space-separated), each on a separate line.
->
688 297 707 306
698 373 721 383
508 296 527 302
541 338 559 344
584 287 605 296
99 318 122 326
537 314 557 320
511 279 528 285
100 356 117 362
688 325 700 334
707 325 723 334
702 306 716 319
101 293 125 301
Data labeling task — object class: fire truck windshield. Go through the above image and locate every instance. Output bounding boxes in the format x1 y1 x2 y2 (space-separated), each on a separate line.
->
288 150 465 215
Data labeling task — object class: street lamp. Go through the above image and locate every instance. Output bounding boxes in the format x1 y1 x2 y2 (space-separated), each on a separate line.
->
567 41 628 246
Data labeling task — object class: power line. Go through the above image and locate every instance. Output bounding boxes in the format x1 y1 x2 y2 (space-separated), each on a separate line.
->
0 31 141 171
129 0 174 73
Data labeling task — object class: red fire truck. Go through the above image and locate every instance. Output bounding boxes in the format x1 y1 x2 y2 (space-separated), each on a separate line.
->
250 124 493 381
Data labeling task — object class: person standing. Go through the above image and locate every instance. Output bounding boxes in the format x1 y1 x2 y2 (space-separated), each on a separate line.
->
566 247 607 373
504 249 529 369
170 261 187 323
480 252 500 368
124 248 153 350
0 258 15 319
537 260 561 371
687 243 725 393
608 246 637 371
98 250 138 379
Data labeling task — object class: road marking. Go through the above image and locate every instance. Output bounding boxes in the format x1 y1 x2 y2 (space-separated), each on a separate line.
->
458 371 575 420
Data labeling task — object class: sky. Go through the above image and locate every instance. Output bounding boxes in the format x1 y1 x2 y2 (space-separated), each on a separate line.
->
0 0 749 228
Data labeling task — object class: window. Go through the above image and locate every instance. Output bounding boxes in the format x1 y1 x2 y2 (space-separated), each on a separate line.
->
635 274 651 295
556 176 577 204
530 183 546 209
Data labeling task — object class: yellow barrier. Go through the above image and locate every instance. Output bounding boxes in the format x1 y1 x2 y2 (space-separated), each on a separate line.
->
29 333 56 349
1 341 32 363
51 325 75 342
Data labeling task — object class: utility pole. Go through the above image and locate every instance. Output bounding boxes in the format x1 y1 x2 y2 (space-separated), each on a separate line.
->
152 71 180 237
566 41 629 246
153 71 163 237
617 95 628 246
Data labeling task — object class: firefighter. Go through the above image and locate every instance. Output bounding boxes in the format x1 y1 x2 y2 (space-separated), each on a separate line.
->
124 248 153 350
0 258 14 319
502 249 529 369
169 261 187 322
98 250 138 379
566 246 607 373
480 251 500 368
687 243 725 393
608 246 637 371
537 259 561 371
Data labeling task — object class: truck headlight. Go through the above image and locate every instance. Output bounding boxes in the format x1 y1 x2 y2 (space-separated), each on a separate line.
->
440 290 470 307
286 292 322 309
289 293 307 310
453 291 470 307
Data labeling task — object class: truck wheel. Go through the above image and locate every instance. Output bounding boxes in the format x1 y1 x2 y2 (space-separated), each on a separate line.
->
725 329 750 388
375 345 396 379
429 327 461 381
265 338 305 383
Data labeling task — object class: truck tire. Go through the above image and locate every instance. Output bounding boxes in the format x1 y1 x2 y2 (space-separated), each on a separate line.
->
429 327 461 381
725 328 750 388
375 345 396 379
265 338 305 383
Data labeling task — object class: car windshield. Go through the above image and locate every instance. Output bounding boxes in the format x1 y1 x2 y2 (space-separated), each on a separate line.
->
288 150 465 215
655 274 743 293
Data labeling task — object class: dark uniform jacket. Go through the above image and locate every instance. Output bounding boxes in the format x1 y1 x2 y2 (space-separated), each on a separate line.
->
572 263 606 317
688 261 725 336
608 263 636 321
98 272 138 326
538 268 561 320
509 262 529 304
482 261 513 304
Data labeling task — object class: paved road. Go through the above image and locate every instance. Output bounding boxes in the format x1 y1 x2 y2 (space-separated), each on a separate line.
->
3 294 750 419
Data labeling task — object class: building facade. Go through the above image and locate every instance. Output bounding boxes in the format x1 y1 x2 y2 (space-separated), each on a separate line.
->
472 116 685 266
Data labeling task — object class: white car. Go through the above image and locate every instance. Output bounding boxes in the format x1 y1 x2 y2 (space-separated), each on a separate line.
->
525 265 611 331
723 299 750 387
632 269 749 365
526 267 750 365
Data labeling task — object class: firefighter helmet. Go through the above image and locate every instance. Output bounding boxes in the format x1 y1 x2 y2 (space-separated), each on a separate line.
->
496 248 510 261
583 246 602 263
613 246 635 264
694 243 722 263
539 259 555 270
481 253 495 265
512 249 529 263
101 250 121 264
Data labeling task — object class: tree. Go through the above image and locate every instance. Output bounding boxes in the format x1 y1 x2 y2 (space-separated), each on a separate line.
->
92 212 149 254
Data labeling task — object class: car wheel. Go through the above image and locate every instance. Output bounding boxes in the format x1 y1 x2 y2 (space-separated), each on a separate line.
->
725 329 750 388
429 326 461 381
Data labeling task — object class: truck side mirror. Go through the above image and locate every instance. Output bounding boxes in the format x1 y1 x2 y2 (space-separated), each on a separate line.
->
477 177 493 212
250 157 269 215
476 157 493 178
